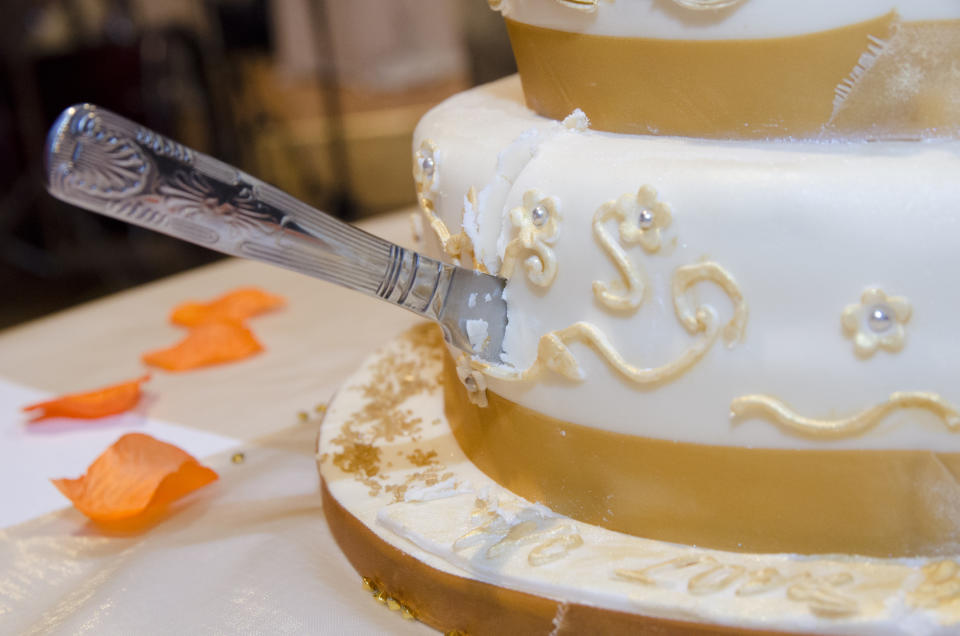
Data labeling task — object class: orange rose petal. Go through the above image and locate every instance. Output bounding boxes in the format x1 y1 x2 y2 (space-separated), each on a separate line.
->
22 374 150 422
51 432 218 523
142 321 263 371
169 287 285 327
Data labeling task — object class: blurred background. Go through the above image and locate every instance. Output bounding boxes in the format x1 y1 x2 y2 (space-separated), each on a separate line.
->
0 0 514 328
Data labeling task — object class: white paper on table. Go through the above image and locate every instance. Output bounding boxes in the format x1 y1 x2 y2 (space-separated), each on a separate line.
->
0 398 434 635
0 377 243 528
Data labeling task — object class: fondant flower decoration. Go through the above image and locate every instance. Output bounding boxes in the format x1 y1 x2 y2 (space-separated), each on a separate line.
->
456 354 488 408
614 185 672 253
501 189 561 287
413 140 439 207
841 288 911 358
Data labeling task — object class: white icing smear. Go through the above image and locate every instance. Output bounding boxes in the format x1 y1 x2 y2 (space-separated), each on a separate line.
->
466 319 490 353
500 0 960 39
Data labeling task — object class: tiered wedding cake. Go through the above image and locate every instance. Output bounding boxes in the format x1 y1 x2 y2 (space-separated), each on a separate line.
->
319 1 960 633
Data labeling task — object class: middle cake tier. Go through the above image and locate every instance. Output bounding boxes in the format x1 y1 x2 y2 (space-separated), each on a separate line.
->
414 75 960 457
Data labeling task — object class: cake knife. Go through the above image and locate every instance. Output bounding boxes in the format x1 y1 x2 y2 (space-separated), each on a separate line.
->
42 103 507 365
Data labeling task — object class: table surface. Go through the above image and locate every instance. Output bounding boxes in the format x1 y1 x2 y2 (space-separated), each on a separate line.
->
0 210 434 634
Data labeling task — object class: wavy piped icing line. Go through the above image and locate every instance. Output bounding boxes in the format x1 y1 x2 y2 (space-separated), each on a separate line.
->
592 186 672 312
730 392 960 438
483 261 746 385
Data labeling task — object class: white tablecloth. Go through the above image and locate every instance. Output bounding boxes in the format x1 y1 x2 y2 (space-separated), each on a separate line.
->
0 211 434 634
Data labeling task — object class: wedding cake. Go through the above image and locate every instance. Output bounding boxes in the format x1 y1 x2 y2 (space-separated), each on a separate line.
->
318 1 960 633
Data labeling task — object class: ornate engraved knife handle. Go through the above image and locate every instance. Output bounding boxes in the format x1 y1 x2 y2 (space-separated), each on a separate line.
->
43 103 456 321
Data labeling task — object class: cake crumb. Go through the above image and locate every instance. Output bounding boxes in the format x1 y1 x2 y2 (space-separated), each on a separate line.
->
562 109 590 131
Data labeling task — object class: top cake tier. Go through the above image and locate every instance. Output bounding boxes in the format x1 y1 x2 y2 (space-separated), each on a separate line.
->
492 0 960 139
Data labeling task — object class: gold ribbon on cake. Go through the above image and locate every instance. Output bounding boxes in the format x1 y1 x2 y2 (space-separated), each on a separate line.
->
506 14 960 139
443 356 960 558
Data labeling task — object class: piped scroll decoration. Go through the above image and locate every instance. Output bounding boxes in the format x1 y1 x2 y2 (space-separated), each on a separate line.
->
456 353 489 408
453 497 584 567
485 261 746 386
412 139 482 270
908 561 960 609
501 189 561 288
592 185 671 312
674 262 747 347
730 392 960 438
614 555 860 618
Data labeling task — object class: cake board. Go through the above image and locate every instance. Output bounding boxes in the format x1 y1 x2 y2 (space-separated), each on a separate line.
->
317 325 959 635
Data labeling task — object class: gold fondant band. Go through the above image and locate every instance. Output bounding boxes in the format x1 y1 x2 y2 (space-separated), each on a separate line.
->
443 356 960 557
506 15 960 139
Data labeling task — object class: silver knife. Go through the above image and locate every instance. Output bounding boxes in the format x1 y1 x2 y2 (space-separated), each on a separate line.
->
43 103 506 365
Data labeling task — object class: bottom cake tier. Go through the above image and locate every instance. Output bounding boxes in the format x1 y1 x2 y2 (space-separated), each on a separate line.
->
316 325 960 635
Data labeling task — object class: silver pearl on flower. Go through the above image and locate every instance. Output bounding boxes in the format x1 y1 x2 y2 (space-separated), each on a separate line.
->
419 154 435 178
638 208 655 229
868 305 893 332
531 204 549 227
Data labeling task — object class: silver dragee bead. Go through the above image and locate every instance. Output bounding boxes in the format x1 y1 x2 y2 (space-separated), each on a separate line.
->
531 204 549 226
868 305 893 332
638 208 656 228
419 154 435 178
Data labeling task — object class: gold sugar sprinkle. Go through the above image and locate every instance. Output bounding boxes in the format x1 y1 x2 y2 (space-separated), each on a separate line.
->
332 443 381 478
375 591 388 604
315 403 327 414
445 630 469 636
407 449 438 467
328 325 444 496
297 410 309 423
385 597 401 611
361 577 378 594
401 605 416 620
231 452 245 464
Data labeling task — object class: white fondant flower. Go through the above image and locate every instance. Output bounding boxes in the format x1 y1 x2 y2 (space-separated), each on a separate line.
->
614 185 672 253
501 189 561 287
841 288 911 358
456 355 488 408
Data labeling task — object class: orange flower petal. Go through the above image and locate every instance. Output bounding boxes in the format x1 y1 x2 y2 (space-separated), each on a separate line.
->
142 321 262 371
22 374 150 422
51 432 218 523
170 287 285 327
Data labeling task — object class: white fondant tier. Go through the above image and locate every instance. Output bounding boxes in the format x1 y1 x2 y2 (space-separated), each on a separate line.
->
496 0 960 39
413 75 960 451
